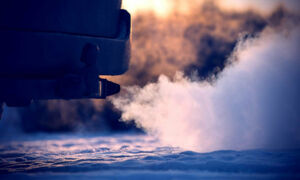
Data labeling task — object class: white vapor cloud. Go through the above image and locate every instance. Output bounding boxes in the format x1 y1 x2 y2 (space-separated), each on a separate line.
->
112 26 300 152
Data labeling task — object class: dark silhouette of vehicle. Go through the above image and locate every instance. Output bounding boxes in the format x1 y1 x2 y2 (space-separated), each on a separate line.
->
0 0 131 115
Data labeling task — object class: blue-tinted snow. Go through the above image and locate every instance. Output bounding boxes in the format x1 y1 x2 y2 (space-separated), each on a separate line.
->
0 134 299 179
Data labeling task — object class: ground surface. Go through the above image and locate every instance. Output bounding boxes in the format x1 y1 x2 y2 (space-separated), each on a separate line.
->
0 134 299 179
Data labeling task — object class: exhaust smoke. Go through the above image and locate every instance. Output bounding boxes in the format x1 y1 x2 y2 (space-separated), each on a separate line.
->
112 26 300 152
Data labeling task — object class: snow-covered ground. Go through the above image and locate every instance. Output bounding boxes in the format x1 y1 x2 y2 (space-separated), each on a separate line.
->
0 134 299 179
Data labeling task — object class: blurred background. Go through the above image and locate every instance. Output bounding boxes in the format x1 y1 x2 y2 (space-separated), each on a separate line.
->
0 0 299 135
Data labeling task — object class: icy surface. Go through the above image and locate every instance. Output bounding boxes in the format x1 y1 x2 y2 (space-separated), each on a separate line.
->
0 134 299 179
